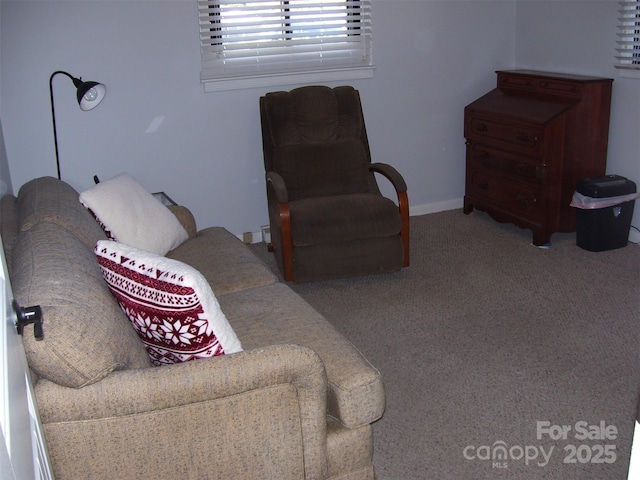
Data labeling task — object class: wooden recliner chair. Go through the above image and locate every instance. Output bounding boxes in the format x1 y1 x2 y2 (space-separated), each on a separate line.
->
259 85 409 282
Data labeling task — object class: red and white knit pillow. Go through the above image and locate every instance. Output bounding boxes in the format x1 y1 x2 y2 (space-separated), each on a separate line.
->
95 240 242 366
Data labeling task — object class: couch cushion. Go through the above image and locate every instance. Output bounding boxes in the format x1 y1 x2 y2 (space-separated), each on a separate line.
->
219 282 385 428
96 240 242 366
79 173 187 256
167 226 277 296
17 176 107 250
11 222 151 388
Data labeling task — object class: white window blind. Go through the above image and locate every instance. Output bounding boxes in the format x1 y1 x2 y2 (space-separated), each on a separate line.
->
617 0 640 69
198 0 373 91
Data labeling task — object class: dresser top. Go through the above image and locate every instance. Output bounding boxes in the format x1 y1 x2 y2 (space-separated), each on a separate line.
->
466 89 574 124
497 70 613 83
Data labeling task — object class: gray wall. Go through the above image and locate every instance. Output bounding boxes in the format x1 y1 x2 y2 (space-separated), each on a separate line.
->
1 1 637 235
0 118 13 197
0 0 515 234
0 0 13 198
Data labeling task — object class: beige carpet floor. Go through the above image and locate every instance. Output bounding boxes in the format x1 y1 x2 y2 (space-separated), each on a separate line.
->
250 208 640 479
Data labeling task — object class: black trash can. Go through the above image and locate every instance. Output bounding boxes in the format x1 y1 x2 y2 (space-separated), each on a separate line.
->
573 175 637 252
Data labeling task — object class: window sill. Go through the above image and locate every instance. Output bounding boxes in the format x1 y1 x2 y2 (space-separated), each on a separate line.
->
201 66 375 92
615 66 640 79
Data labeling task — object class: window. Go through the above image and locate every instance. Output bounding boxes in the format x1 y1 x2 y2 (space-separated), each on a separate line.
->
616 0 640 69
197 0 373 91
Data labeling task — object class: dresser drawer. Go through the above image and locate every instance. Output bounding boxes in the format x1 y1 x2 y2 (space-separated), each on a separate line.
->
467 143 545 184
497 71 587 99
466 166 543 221
465 115 543 154
497 72 536 92
536 78 583 98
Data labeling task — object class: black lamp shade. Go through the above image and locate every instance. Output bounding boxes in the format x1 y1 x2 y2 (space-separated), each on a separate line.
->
74 79 107 111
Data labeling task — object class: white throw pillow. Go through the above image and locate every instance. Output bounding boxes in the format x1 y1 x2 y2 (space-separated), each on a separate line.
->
95 240 243 366
80 173 188 255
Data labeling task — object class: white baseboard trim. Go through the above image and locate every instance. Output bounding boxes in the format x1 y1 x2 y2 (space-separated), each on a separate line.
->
409 198 464 217
237 231 264 244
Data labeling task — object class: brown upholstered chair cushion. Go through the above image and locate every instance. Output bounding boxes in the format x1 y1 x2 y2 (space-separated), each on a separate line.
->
262 85 363 149
290 194 401 246
273 140 370 201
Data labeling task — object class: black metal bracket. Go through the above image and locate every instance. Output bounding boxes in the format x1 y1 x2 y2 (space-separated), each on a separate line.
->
12 300 44 340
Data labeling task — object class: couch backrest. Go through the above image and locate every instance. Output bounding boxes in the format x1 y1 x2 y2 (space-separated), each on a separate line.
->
17 176 107 250
10 177 151 388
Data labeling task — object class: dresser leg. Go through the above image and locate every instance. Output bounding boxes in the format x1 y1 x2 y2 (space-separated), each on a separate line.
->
532 230 552 247
463 198 474 215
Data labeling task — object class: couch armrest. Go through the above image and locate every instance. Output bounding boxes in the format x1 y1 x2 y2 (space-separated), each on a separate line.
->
36 344 329 480
168 204 197 239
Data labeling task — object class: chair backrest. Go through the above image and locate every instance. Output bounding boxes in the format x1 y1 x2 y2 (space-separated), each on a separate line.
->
260 86 374 201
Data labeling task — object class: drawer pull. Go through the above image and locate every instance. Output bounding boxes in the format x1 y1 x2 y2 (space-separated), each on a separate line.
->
475 123 488 133
515 194 537 207
515 163 542 179
539 80 577 93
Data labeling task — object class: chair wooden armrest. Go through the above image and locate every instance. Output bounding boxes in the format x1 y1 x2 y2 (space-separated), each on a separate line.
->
266 171 289 203
266 171 294 280
369 162 408 192
369 163 410 266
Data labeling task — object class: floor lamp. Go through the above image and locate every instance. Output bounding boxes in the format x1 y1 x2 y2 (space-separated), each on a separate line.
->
49 71 106 180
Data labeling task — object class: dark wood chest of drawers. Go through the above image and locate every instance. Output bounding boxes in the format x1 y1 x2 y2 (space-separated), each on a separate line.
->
463 70 613 245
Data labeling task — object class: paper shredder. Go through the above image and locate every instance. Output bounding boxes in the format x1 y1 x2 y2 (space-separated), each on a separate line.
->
575 175 636 252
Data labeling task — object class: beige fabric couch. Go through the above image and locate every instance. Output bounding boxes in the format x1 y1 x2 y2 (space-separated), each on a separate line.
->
0 177 385 480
